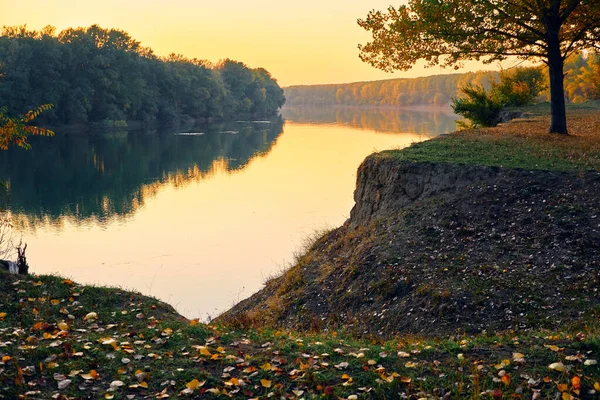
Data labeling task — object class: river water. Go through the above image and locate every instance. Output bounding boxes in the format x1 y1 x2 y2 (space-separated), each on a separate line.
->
0 107 458 319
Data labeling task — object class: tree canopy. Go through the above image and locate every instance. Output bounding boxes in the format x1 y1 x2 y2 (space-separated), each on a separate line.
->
0 25 285 128
358 0 600 134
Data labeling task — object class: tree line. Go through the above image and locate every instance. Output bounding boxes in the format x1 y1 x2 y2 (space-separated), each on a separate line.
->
0 25 285 127
284 52 600 108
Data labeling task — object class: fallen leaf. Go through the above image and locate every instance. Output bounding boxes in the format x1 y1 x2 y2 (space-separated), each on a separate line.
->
57 379 71 390
83 312 97 321
261 379 272 388
548 362 566 372
185 378 205 391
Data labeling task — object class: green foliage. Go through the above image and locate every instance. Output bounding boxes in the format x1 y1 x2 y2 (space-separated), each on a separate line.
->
0 104 55 150
452 84 503 128
0 25 285 127
452 67 546 127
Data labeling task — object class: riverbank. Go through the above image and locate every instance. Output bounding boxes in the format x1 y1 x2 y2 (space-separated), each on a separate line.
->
3 106 600 399
2 271 599 399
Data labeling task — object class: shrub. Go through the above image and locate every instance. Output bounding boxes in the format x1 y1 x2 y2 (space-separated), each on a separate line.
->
451 84 504 128
452 66 547 127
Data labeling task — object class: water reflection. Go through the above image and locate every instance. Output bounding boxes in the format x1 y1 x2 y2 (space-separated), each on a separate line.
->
0 118 284 229
281 106 457 134
0 108 458 319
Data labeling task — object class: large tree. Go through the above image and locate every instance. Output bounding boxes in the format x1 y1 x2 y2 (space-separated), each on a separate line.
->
358 0 600 134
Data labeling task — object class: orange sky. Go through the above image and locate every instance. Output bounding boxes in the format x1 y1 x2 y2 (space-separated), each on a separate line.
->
2 0 497 86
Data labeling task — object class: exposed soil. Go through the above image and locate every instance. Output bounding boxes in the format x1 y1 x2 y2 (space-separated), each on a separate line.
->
217 160 600 337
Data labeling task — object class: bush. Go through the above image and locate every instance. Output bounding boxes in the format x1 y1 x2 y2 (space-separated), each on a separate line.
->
451 84 504 127
452 66 547 128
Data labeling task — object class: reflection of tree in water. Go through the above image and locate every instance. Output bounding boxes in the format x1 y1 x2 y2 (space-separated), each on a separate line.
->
0 118 284 228
281 106 458 135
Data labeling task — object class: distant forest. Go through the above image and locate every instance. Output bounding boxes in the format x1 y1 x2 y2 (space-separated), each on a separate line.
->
284 52 600 107
0 25 286 127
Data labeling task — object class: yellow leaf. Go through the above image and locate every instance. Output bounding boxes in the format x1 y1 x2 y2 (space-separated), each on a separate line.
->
226 377 240 386
261 379 272 388
400 376 412 383
562 393 574 400
51 299 61 305
83 312 97 321
544 345 562 352
58 322 69 331
341 374 351 380
501 374 511 386
594 382 600 391
0 312 7 321
189 319 199 326
405 361 417 368
2 356 11 362
260 363 272 371
186 379 205 390
139 381 148 388
572 376 581 391
199 346 211 356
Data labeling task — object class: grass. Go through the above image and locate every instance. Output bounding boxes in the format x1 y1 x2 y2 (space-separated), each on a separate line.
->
381 104 600 171
1 271 599 399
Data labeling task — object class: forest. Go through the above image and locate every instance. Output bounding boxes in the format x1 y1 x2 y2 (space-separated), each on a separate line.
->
284 52 600 107
0 25 286 127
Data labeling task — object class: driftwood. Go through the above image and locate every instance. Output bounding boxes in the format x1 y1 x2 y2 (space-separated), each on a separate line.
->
1 242 29 274
16 242 28 274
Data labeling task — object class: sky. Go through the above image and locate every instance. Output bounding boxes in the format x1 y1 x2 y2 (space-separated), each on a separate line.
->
2 0 494 87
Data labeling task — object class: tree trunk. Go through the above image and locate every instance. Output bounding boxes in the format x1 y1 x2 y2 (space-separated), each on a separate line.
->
547 30 568 134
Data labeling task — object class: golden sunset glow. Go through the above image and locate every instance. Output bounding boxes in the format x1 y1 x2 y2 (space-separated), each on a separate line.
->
2 0 496 86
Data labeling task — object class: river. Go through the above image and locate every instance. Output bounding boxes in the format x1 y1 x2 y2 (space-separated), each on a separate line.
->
0 107 458 319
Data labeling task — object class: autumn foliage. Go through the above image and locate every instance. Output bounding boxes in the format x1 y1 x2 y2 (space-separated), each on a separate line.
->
0 104 54 150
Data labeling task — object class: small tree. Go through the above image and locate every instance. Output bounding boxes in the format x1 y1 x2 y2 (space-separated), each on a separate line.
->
358 0 600 134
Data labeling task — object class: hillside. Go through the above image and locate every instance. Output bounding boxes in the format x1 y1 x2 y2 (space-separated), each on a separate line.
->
218 109 600 338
